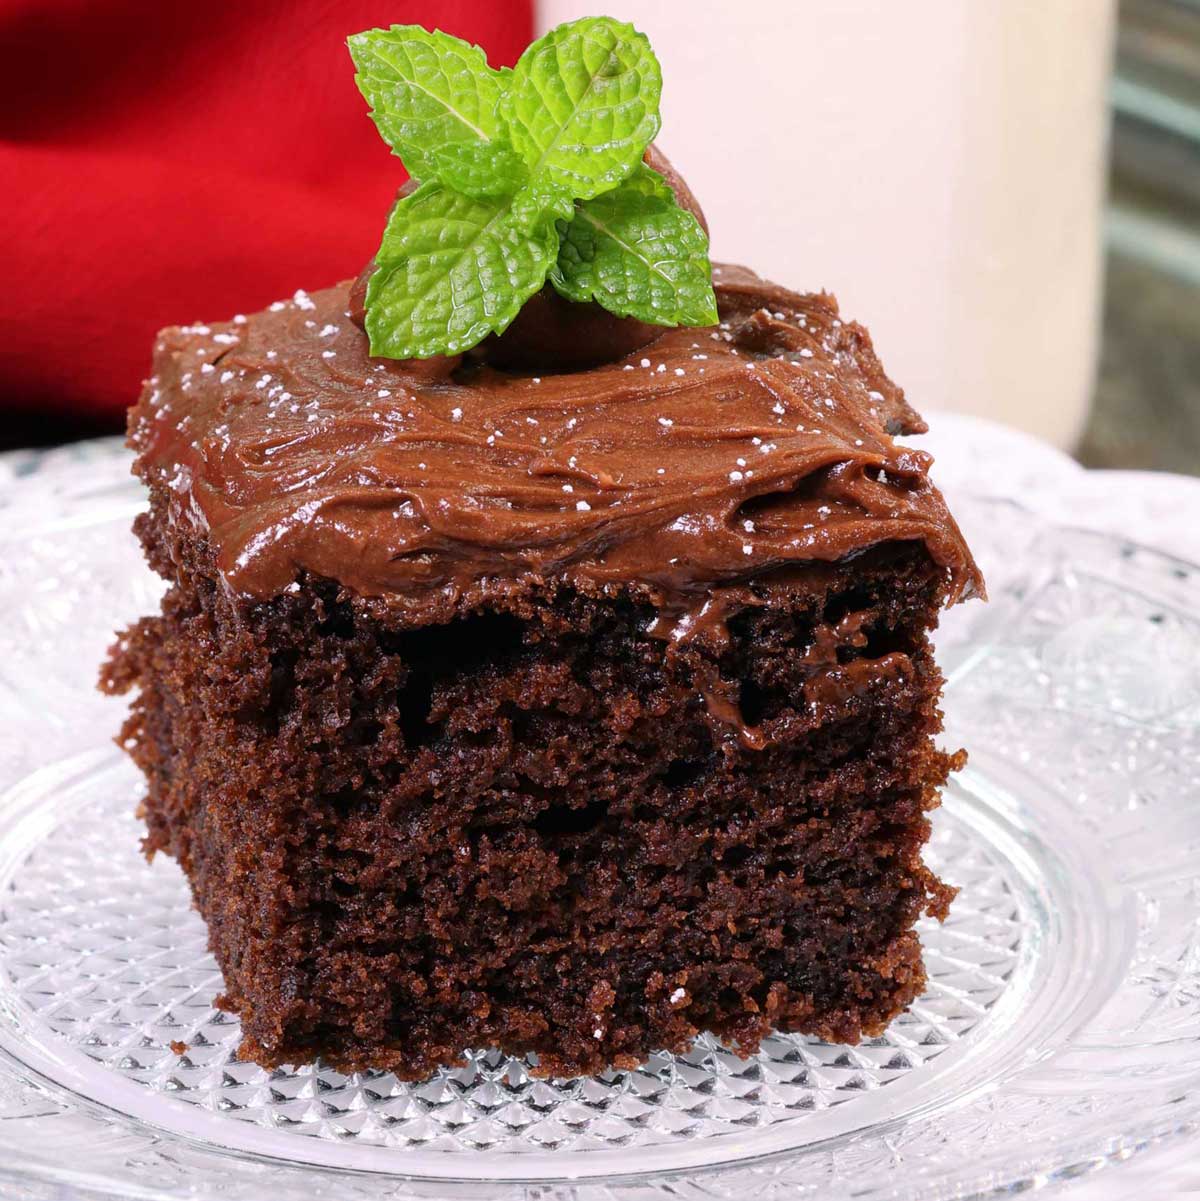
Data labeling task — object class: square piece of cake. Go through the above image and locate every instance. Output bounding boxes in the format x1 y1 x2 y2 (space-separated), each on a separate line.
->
103 264 980 1079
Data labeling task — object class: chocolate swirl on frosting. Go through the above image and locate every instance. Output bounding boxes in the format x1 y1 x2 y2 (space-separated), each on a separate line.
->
129 265 982 617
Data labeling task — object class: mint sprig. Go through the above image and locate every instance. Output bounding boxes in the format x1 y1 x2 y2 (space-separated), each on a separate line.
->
430 141 528 199
501 17 661 223
365 181 559 359
348 27 505 182
348 17 717 360
553 164 718 328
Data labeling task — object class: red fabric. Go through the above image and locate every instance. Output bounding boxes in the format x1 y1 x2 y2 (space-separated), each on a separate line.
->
0 1 533 430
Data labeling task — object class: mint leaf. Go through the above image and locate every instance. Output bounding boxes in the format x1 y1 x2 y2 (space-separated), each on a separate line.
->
430 140 528 199
552 164 718 328
500 17 661 213
365 180 559 359
348 26 504 181
348 17 715 359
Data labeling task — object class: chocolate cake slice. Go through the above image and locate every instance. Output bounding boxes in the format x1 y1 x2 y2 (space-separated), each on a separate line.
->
103 263 981 1079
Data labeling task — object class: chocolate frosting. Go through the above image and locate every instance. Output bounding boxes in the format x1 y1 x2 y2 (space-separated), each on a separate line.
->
129 265 982 617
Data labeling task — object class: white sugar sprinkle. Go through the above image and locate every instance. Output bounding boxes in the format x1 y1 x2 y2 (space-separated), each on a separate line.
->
674 367 685 376
321 349 336 359
319 323 338 337
640 357 651 367
199 362 214 374
377 389 391 398
799 348 814 357
232 314 247 325
562 484 574 493
669 987 686 1004
742 544 753 555
451 407 463 422
658 417 673 427
293 289 315 311
219 370 234 384
729 470 744 482
576 500 591 511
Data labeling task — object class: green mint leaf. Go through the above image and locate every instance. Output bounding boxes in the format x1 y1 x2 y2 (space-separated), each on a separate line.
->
429 140 528 199
365 180 559 359
500 17 661 210
506 182 576 236
551 164 718 328
348 26 504 181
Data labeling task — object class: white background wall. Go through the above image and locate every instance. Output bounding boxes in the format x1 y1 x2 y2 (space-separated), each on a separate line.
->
537 1 1116 449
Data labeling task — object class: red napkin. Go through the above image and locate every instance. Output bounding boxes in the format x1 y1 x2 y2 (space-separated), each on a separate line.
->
0 0 533 439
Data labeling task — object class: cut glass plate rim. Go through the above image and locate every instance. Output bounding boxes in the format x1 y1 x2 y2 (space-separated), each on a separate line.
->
0 436 1197 1200
0 746 1117 1185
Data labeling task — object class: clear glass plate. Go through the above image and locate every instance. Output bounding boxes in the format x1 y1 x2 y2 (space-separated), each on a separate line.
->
0 439 1197 1201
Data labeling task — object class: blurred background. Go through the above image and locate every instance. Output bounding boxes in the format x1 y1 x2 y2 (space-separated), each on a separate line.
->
1 0 1196 474
1090 0 1200 474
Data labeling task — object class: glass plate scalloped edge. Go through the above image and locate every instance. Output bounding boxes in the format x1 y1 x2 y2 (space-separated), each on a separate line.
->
0 439 1196 1201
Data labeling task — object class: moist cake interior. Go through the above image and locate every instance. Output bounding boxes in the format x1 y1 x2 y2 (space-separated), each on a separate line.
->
103 266 980 1078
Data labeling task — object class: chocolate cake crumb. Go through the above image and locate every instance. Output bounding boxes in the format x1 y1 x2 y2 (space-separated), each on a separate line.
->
101 268 980 1079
